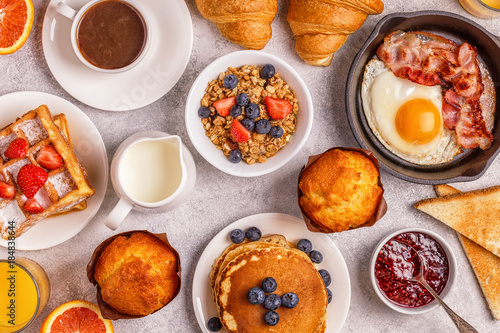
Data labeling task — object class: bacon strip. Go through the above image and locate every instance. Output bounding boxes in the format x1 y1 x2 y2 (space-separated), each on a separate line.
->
376 30 493 150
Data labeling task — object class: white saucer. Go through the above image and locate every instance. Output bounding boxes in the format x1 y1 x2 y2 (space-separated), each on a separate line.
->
42 0 193 111
0 91 108 250
192 213 351 333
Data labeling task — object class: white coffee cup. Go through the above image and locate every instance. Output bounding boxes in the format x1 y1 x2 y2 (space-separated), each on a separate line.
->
56 0 151 73
105 131 196 230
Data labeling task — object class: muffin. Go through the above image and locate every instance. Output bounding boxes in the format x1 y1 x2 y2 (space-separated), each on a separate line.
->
298 148 384 232
92 231 180 316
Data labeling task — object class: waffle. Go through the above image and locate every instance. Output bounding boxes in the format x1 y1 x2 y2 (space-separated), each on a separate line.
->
0 105 95 239
52 114 87 215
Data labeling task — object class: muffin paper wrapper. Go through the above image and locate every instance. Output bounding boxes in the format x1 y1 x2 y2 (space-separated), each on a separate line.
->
297 147 387 233
87 230 182 320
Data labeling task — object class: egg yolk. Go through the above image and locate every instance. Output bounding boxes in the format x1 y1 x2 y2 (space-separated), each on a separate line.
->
395 99 442 145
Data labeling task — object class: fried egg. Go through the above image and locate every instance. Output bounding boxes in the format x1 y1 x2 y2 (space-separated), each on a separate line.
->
361 59 462 165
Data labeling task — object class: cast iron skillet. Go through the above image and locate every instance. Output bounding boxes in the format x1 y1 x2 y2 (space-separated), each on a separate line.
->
346 11 500 184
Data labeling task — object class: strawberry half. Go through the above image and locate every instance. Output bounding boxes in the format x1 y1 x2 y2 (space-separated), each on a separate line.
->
230 119 251 143
37 145 63 170
17 164 48 198
23 198 44 214
4 138 28 159
0 180 15 199
264 96 292 120
213 96 237 117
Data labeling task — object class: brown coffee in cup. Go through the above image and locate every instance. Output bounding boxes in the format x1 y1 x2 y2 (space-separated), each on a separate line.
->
76 0 147 70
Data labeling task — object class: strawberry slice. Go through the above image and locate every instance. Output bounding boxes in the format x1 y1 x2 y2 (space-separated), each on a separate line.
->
17 164 48 198
264 96 292 120
36 145 63 170
23 198 44 214
0 180 15 199
231 119 251 143
4 138 28 159
213 96 237 117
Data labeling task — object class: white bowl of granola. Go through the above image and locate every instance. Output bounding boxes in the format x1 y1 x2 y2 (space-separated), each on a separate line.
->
185 50 313 177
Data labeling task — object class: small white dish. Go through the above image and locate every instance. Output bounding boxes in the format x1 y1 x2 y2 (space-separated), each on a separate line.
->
0 91 108 250
185 50 313 177
370 228 457 315
192 213 350 333
42 0 192 111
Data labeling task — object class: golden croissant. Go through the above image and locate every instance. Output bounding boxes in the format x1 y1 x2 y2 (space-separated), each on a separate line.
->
287 0 384 66
195 0 278 50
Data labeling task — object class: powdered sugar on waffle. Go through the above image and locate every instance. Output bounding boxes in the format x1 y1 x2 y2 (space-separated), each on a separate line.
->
0 201 27 231
49 171 77 198
4 158 31 183
0 133 16 161
15 117 48 146
33 187 52 209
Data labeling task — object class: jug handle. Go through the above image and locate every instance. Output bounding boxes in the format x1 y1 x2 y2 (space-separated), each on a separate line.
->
104 198 133 230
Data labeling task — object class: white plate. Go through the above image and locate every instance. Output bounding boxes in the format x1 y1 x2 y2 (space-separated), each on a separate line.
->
185 50 313 177
42 0 193 111
192 213 351 333
0 91 108 250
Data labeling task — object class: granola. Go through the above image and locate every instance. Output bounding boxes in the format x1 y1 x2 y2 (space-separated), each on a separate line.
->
199 65 299 164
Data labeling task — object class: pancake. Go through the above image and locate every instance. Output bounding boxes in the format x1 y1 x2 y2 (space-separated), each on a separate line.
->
212 235 290 304
210 234 294 294
215 246 328 332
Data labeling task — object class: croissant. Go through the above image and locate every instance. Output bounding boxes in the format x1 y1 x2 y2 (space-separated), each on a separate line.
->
195 0 278 50
287 0 384 66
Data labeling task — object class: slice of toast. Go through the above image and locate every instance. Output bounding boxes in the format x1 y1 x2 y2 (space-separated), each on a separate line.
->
414 185 500 258
430 184 500 320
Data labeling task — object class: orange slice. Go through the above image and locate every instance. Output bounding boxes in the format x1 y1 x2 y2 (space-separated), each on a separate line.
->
40 300 114 333
0 0 34 55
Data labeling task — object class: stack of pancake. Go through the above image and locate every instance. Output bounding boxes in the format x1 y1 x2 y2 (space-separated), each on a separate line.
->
210 234 328 332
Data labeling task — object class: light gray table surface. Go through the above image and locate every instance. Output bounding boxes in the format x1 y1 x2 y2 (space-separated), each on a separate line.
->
1 0 500 332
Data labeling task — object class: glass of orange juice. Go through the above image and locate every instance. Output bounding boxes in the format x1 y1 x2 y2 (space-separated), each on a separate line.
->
458 0 500 18
0 258 51 332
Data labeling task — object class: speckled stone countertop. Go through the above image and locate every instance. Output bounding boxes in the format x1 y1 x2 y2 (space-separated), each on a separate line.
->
1 0 500 332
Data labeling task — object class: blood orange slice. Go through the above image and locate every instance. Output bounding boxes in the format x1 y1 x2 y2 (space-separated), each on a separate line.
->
40 300 114 333
0 0 34 55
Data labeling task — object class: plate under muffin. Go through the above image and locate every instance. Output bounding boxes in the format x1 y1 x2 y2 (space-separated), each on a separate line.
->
345 11 500 184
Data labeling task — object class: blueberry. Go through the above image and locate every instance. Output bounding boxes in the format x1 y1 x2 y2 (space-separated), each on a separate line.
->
245 227 262 242
269 126 283 138
318 269 331 287
247 287 265 305
230 229 245 244
236 93 249 106
240 118 255 131
264 311 279 326
261 64 276 80
255 119 271 134
264 294 281 311
261 277 277 293
229 150 242 164
198 106 210 118
327 288 332 304
245 103 260 119
309 250 323 263
297 239 313 254
230 105 242 118
207 317 222 332
223 74 238 89
281 292 299 308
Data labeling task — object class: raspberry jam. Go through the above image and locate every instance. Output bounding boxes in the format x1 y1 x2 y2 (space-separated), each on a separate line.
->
374 231 449 308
